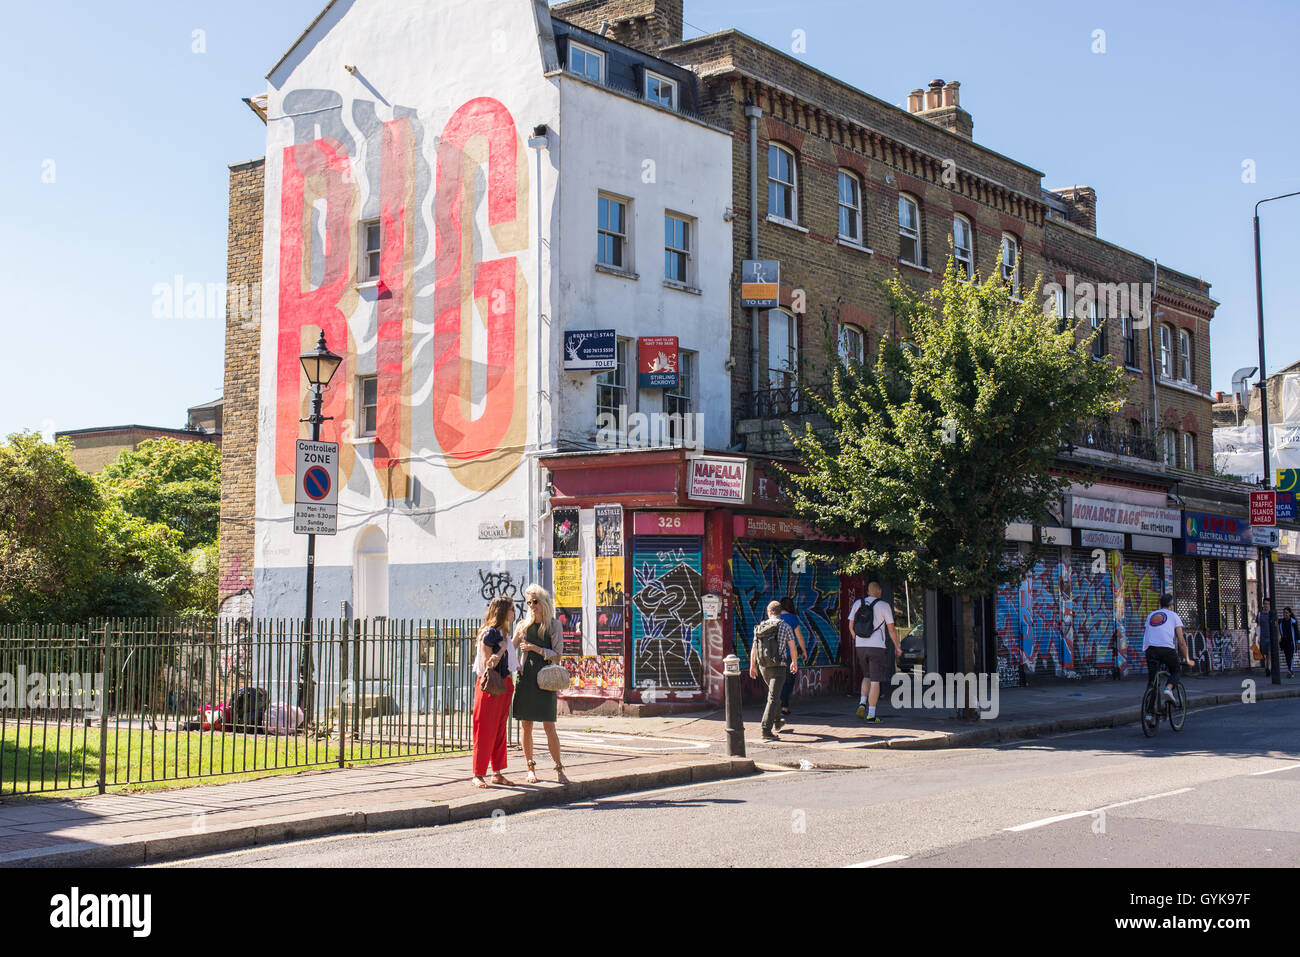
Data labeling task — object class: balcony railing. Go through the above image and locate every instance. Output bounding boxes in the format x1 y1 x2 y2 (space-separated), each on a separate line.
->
738 387 805 420
1069 426 1159 463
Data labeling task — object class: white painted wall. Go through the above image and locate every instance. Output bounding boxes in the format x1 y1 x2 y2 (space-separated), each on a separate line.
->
550 78 734 452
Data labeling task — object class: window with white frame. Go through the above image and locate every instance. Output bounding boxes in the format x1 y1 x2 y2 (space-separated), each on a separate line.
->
1178 328 1192 382
358 375 378 437
664 351 694 417
1052 286 1068 331
1160 324 1173 378
645 71 677 109
596 338 630 420
360 219 381 283
838 323 864 364
597 194 629 270
1000 233 1020 297
953 214 973 279
664 213 693 284
768 144 797 222
1162 429 1178 467
767 309 798 410
1090 297 1106 359
898 194 921 266
1182 432 1196 471
1122 313 1138 368
838 170 863 243
569 41 604 83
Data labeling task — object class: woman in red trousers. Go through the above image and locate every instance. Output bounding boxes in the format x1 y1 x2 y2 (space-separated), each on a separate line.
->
471 595 517 788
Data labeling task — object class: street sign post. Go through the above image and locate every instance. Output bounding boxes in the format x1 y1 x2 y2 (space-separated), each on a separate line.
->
294 440 339 535
1250 490 1277 527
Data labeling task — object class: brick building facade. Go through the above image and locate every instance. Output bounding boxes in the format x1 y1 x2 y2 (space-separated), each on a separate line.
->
217 157 264 619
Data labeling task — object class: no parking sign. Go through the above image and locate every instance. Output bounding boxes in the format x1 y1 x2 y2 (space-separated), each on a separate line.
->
294 440 339 535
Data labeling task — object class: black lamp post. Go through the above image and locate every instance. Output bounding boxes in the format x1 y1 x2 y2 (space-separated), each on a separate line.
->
1252 190 1300 686
298 332 342 713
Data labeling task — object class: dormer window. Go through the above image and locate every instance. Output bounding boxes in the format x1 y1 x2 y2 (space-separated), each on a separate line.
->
569 41 604 83
646 71 677 109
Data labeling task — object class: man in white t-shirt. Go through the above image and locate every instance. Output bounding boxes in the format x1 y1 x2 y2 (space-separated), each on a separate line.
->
846 581 901 723
1141 593 1194 702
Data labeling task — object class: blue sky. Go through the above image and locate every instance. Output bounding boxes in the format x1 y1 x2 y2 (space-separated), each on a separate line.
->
2 0 1296 441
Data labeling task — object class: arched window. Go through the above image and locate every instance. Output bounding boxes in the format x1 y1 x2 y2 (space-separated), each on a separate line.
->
768 144 797 222
1000 233 1020 298
1090 296 1106 359
767 309 799 412
898 194 922 266
952 214 973 279
1159 324 1173 378
838 323 865 364
838 170 863 243
1182 432 1196 471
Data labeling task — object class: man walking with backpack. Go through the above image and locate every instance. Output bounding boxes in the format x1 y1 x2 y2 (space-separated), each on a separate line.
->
749 600 799 741
847 581 901 722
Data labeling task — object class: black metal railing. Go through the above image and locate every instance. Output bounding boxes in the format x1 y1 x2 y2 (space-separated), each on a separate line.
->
738 387 806 420
1070 426 1159 463
0 617 508 796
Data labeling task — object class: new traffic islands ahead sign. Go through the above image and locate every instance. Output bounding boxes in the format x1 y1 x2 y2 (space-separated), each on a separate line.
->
295 440 339 536
1250 490 1277 528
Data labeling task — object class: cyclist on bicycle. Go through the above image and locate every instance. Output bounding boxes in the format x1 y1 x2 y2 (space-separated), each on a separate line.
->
1142 593 1195 705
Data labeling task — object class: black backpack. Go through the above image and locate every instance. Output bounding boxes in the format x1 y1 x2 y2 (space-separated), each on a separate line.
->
753 618 784 668
853 598 882 640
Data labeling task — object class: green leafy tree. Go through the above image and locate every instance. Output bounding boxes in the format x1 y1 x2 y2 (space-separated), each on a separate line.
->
98 438 221 551
0 434 214 623
0 433 101 622
783 262 1124 716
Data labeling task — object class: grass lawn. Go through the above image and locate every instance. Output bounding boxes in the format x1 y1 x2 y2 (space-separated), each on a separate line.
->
0 723 470 798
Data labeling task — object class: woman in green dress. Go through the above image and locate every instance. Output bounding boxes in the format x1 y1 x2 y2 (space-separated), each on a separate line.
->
511 584 569 785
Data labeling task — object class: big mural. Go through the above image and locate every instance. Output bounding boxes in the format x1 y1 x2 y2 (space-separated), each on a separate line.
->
273 90 530 506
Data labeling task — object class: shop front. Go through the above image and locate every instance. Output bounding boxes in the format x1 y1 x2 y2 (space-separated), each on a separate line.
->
1175 510 1254 673
995 488 1178 683
538 448 866 712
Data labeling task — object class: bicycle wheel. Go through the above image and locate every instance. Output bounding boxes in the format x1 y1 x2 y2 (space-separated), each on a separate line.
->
1141 686 1159 737
1168 681 1187 731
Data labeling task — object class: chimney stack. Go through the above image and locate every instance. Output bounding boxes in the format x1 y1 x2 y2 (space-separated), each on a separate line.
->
1047 186 1098 234
905 78 974 140
550 0 684 53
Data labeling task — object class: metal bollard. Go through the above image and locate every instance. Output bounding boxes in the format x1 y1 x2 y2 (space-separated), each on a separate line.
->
723 654 745 757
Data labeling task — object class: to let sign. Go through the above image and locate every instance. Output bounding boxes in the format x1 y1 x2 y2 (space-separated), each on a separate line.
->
1251 491 1277 527
563 329 616 371
294 440 339 536
638 336 679 389
740 260 780 308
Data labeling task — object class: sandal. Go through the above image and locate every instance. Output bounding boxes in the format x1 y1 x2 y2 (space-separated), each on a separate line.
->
526 759 538 785
472 776 489 789
491 772 513 786
554 763 570 786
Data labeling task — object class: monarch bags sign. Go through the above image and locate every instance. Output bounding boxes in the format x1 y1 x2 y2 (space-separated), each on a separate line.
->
1066 495 1181 538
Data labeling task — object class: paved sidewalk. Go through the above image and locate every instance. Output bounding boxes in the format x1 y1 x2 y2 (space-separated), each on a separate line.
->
556 671 1300 758
0 747 755 868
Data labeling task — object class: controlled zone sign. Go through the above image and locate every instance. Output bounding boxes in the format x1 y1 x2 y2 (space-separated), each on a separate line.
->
294 440 339 535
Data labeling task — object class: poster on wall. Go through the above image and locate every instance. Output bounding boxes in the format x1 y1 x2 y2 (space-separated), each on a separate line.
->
552 508 583 656
595 505 625 656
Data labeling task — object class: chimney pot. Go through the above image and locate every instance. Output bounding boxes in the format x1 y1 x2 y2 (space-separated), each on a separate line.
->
942 80 960 107
907 88 925 113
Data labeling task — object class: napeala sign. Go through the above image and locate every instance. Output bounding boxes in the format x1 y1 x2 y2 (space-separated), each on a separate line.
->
687 456 748 504
1067 495 1181 538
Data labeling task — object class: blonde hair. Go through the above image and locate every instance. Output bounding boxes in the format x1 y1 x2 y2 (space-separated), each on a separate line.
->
516 584 555 638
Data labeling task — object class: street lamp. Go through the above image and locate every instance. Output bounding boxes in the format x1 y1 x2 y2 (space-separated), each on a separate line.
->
297 332 342 712
1252 190 1300 685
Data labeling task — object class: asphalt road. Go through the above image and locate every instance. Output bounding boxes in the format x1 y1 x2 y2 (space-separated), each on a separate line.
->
159 698 1299 868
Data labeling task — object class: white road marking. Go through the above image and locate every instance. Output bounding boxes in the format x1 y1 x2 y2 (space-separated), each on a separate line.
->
1250 762 1300 776
1005 788 1194 832
556 732 710 753
846 854 909 868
